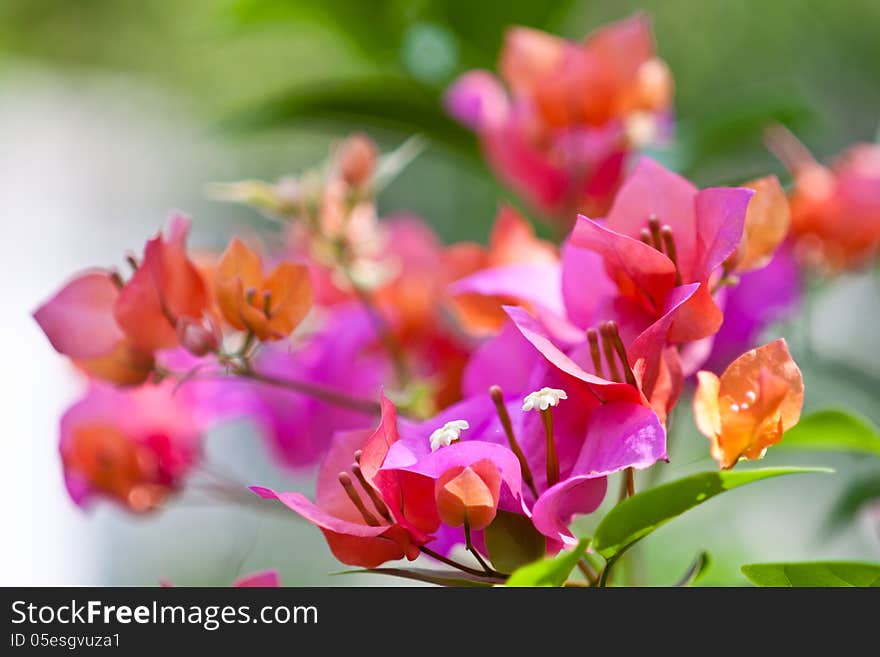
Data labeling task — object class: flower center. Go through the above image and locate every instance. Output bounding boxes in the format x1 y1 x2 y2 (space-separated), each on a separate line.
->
640 214 683 285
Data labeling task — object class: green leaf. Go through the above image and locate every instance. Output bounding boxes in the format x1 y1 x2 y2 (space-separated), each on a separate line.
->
778 409 880 457
219 75 479 161
674 551 712 587
484 510 547 574
593 467 832 560
506 539 589 587
335 568 496 587
742 562 880 587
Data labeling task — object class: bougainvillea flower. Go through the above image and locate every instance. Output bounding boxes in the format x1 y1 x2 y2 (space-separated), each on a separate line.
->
115 214 210 353
424 308 666 546
60 380 203 512
380 423 527 533
444 204 558 336
768 126 880 272
726 175 791 273
694 338 804 469
530 401 664 545
33 270 155 385
445 14 673 225
216 238 312 341
571 157 754 342
704 247 801 373
250 397 427 569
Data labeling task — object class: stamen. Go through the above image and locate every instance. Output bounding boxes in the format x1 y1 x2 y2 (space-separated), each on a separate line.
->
660 225 683 285
245 287 257 306
639 228 653 246
647 214 663 251
490 386 537 498
429 420 469 451
262 290 273 317
606 321 638 387
599 322 622 383
522 388 565 488
586 328 604 378
125 253 140 271
351 462 392 522
541 408 560 488
338 472 381 526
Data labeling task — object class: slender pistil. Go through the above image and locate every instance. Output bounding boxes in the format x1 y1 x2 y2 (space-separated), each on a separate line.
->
660 225 682 285
600 322 622 383
606 321 638 387
586 328 604 377
490 386 537 498
647 214 663 251
541 408 559 487
351 454 392 522
338 472 381 526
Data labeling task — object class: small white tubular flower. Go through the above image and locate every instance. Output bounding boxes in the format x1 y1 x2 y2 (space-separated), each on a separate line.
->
429 420 469 452
522 387 568 412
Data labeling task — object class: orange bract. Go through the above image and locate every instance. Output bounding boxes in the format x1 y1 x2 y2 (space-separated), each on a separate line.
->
501 15 671 131
447 204 558 335
694 339 803 469
216 238 313 341
729 175 791 273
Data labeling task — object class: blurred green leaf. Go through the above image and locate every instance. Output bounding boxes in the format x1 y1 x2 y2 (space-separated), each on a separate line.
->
506 538 588 587
337 568 496 587
742 561 880 587
825 473 880 530
778 409 880 457
220 75 479 160
593 467 832 560
484 510 547 574
677 92 814 177
673 551 712 587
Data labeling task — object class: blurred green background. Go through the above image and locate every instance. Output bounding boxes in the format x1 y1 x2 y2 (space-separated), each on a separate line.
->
2 0 879 586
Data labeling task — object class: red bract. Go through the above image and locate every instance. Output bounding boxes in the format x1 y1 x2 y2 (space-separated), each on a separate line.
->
34 214 210 384
570 158 753 343
768 126 880 272
250 397 427 568
115 214 210 352
446 14 673 227
60 381 203 512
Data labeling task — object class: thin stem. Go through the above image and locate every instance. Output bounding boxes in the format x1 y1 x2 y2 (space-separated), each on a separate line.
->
618 467 635 503
419 546 505 581
232 367 382 415
599 554 619 587
464 520 494 575
577 558 598 585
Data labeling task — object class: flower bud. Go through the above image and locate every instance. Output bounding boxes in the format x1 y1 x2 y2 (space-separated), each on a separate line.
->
337 133 377 188
435 459 502 530
176 317 220 357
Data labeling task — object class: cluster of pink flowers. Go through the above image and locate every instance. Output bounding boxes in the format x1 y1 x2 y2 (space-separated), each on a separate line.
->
32 13 880 584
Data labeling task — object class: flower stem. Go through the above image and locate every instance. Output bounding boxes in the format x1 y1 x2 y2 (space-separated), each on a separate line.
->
464 520 494 575
419 546 506 581
234 366 382 415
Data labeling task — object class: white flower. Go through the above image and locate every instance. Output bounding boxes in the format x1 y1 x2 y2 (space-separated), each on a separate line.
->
429 420 469 452
522 387 568 412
